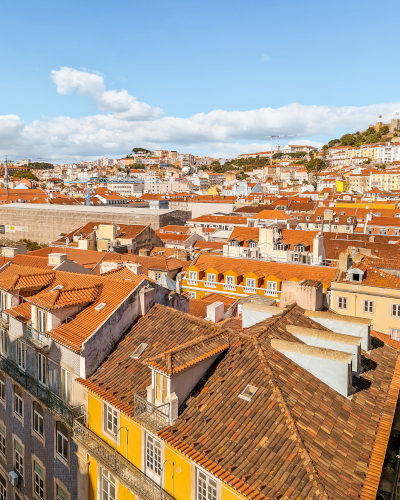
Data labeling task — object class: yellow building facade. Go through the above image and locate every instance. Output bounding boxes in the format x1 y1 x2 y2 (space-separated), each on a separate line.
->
74 389 247 500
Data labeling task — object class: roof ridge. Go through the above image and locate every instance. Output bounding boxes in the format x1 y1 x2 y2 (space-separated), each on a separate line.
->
254 337 329 499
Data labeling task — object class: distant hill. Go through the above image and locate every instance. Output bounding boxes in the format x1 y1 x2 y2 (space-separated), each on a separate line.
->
322 124 398 150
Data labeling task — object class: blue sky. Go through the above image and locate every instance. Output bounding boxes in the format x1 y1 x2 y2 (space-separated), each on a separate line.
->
1 0 400 161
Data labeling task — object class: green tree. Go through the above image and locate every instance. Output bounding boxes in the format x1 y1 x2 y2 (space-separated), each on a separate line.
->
13 171 39 181
25 162 54 170
305 158 326 174
17 239 47 252
131 147 151 154
328 139 340 148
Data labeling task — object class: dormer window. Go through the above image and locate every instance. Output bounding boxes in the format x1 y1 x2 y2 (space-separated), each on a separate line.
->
274 243 286 251
297 215 301 220
306 216 310 221
335 217 339 222
249 241 256 248
155 372 168 404
37 309 46 333
347 217 352 223
340 211 345 215
231 240 239 247
316 216 321 221
348 269 364 283
295 244 306 252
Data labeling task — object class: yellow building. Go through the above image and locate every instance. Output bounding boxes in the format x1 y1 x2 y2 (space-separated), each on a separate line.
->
335 179 349 192
184 254 336 301
330 261 400 338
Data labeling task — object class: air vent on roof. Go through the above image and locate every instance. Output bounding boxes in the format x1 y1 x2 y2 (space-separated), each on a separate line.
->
95 302 106 311
130 343 149 359
238 385 258 402
51 285 64 292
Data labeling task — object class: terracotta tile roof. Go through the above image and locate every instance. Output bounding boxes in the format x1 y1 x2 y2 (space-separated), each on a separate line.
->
0 266 55 291
6 301 31 323
27 286 99 310
338 262 400 289
11 254 53 269
253 209 293 221
189 294 236 319
189 215 248 225
100 267 154 283
371 330 400 350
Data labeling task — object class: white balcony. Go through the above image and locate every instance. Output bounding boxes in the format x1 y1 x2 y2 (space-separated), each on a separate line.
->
243 287 256 294
265 289 279 297
223 284 236 291
204 281 217 288
187 280 198 286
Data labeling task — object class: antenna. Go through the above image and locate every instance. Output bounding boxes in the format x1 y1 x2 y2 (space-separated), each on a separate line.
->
4 156 8 196
265 135 297 165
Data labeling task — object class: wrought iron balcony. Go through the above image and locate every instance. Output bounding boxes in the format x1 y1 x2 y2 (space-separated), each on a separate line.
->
0 355 83 426
133 393 170 432
26 325 50 351
73 417 174 500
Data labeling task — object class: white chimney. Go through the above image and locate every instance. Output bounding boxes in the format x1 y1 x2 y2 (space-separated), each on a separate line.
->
48 253 67 267
207 302 224 323
286 325 362 374
271 339 353 397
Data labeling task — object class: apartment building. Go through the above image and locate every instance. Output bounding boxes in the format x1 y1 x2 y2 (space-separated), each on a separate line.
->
107 180 144 196
72 298 400 500
0 264 158 500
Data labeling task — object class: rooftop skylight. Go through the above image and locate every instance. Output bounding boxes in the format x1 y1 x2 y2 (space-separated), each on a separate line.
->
130 343 148 359
238 385 258 402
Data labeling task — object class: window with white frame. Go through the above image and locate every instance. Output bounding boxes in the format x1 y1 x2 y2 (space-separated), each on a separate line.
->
14 440 23 477
230 240 239 247
249 241 256 248
189 271 197 281
338 297 347 310
363 300 374 313
391 329 400 341
155 372 167 404
246 278 256 289
207 274 216 283
196 469 217 500
0 329 7 357
0 473 5 500
267 281 277 291
154 272 161 281
14 386 23 418
225 275 235 285
33 402 44 438
60 367 72 403
17 340 26 371
0 373 4 402
37 309 46 333
392 304 400 317
101 469 115 500
146 434 161 480
37 353 46 386
33 461 44 499
56 484 69 500
56 421 68 462
0 292 6 312
104 404 118 435
0 425 5 456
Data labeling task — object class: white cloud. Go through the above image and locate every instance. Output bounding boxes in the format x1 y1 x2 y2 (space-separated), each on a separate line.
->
1 67 400 160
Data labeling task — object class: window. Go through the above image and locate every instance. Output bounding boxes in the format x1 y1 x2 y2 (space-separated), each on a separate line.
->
0 425 5 456
196 470 217 500
239 384 258 401
189 271 197 281
0 292 6 312
104 404 118 435
17 340 26 371
146 434 161 480
14 386 23 417
56 484 68 500
0 329 7 357
392 304 400 317
131 343 148 359
0 373 5 402
338 297 347 310
37 353 46 386
154 272 161 281
363 300 374 313
207 274 216 283
33 402 44 438
56 421 68 462
230 240 239 247
0 474 5 500
246 278 256 289
267 281 277 291
225 275 235 285
14 440 23 477
33 461 44 499
274 243 286 250
37 309 46 333
101 469 115 500
351 272 361 282
391 329 400 341
155 372 167 404
249 241 256 248
60 367 72 403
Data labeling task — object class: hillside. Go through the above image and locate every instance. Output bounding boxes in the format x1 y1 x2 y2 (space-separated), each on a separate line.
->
323 124 399 150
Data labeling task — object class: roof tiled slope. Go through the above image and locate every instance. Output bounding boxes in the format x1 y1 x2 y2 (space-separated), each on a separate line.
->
78 303 400 500
28 286 99 310
338 262 400 289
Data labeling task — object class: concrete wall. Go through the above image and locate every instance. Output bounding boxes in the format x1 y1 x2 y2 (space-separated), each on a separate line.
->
187 202 234 218
0 204 191 244
242 304 281 328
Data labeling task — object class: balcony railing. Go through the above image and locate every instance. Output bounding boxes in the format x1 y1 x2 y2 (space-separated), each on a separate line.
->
26 325 50 351
223 284 236 291
0 355 83 426
243 287 256 294
204 281 216 288
265 289 279 297
133 393 170 432
187 279 198 286
74 417 174 500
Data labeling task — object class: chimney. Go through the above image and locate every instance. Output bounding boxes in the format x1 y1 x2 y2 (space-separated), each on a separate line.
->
139 248 151 257
206 302 224 323
271 339 353 397
296 280 323 311
338 252 351 271
127 262 142 274
286 325 362 375
48 253 67 267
